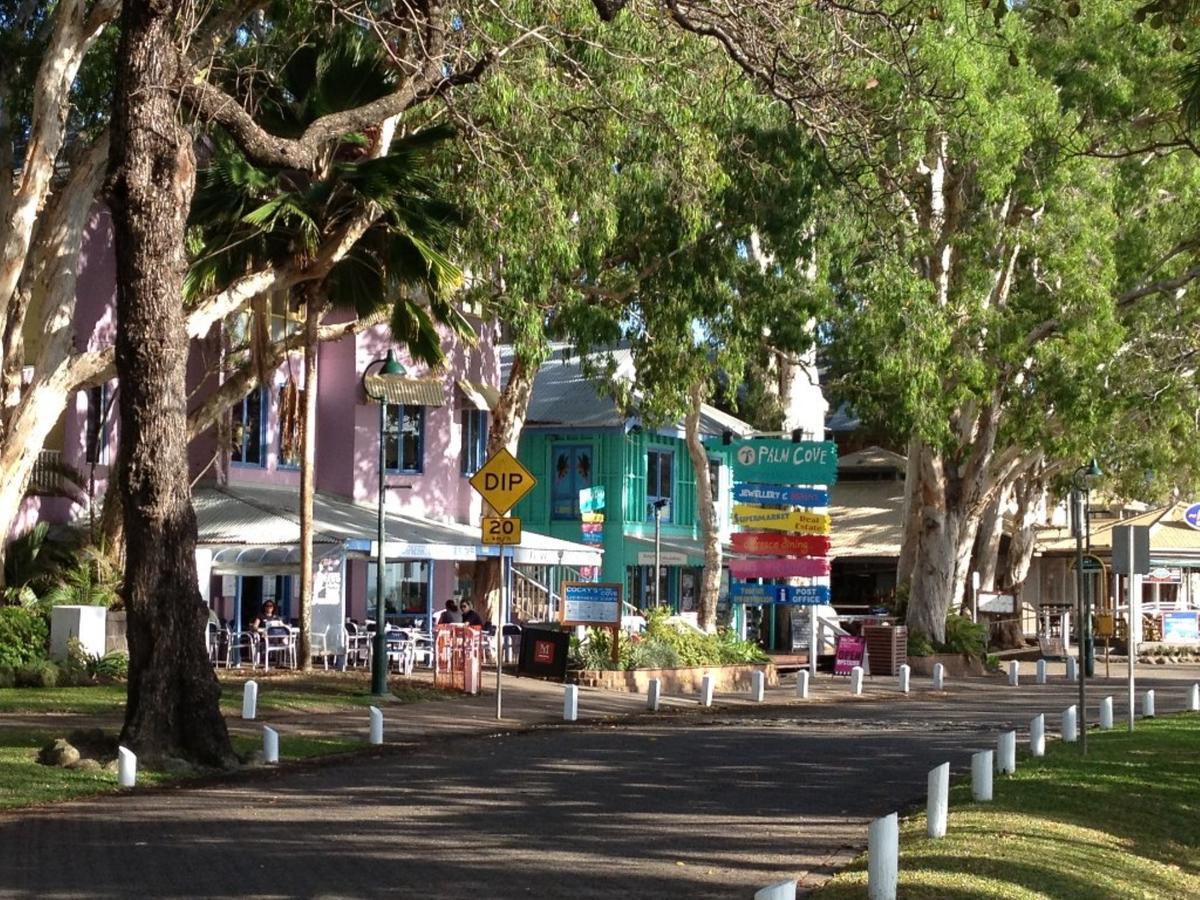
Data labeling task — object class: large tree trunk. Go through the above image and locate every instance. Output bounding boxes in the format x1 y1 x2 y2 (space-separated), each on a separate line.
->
896 435 923 591
972 483 1010 593
297 299 322 670
109 0 233 767
473 350 537 623
684 380 720 632
905 444 982 644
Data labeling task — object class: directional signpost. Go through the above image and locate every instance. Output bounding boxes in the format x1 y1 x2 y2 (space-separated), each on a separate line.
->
469 448 537 720
732 505 831 534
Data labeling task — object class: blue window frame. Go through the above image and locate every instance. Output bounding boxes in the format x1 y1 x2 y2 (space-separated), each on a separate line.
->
551 444 593 520
646 448 674 522
461 409 488 476
232 388 266 467
384 404 424 474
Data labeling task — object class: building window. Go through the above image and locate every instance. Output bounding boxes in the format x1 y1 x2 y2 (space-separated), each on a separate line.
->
461 410 488 476
85 384 110 465
384 404 424 474
232 388 266 466
708 457 722 504
278 384 303 470
551 444 592 520
367 561 431 620
646 448 673 522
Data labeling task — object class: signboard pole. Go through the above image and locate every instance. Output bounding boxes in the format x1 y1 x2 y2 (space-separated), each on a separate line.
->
1127 527 1136 733
496 549 507 720
809 603 818 679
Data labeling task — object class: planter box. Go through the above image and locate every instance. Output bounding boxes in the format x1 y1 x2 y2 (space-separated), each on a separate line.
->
573 663 778 694
907 653 985 677
49 606 107 661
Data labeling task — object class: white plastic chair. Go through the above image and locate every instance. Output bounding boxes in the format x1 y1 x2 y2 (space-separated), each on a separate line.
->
308 626 332 669
262 625 296 671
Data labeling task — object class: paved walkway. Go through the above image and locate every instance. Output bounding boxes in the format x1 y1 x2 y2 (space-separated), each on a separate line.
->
2 664 1198 898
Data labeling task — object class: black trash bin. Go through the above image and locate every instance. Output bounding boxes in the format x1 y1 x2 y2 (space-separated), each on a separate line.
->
517 627 571 680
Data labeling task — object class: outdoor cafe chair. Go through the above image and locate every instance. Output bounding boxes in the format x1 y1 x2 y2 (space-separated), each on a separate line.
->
226 629 259 668
262 624 296 671
385 626 416 676
343 621 371 669
308 625 332 670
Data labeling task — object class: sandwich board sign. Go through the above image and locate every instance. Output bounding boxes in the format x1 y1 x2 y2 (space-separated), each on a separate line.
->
469 448 536 515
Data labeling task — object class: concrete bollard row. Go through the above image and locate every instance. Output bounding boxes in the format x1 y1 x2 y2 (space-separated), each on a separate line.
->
117 746 137 788
262 726 279 764
751 670 766 703
1008 661 1020 687
1036 659 1047 685
1100 696 1114 730
1066 656 1078 682
1190 683 1199 712
796 670 810 700
1030 713 1045 758
868 812 899 900
647 677 661 712
898 664 910 695
926 762 950 839
242 679 258 720
997 731 1017 775
564 684 579 721
753 881 796 900
932 663 945 691
368 706 384 745
1063 704 1078 743
850 666 864 696
701 674 715 708
1142 689 1155 719
971 750 994 802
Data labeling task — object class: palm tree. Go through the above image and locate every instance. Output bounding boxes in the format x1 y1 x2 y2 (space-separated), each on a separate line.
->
187 27 471 670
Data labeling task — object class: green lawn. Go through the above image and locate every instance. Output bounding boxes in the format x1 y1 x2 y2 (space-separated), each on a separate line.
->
815 714 1200 899
0 671 452 716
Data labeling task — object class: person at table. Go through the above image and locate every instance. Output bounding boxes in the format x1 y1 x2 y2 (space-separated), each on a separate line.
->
250 599 280 630
460 600 484 627
437 599 462 625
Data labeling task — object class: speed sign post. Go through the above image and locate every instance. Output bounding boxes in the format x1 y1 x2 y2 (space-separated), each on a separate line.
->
481 515 522 545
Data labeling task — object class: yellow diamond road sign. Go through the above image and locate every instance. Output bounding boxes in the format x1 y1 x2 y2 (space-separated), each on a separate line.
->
469 448 537 515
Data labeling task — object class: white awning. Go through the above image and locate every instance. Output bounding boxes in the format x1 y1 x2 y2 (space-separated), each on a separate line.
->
363 375 446 407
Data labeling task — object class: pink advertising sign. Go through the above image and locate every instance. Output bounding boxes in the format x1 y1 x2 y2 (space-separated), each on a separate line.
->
728 557 831 579
834 635 867 676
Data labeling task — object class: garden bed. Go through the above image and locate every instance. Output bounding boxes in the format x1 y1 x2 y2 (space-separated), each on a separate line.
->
572 662 778 694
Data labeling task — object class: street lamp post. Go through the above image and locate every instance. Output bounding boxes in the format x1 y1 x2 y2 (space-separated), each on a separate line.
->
1071 457 1101 753
363 350 407 696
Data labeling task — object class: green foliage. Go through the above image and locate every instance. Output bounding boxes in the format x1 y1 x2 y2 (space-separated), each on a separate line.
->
0 606 49 669
91 652 128 681
39 547 121 611
14 659 59 689
939 615 989 658
569 609 767 671
907 630 935 658
2 524 73 603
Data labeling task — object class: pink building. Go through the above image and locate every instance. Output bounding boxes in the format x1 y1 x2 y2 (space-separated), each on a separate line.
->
24 212 600 654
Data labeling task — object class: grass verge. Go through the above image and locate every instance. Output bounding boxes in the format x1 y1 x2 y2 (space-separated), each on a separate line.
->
814 713 1200 899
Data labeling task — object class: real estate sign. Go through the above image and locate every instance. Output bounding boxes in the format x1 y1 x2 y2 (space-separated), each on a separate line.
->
730 439 838 486
732 505 831 535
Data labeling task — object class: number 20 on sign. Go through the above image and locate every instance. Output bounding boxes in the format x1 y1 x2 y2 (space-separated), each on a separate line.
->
481 516 522 545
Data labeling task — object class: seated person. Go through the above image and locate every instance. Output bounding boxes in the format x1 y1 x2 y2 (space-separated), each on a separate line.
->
437 599 463 625
460 600 484 627
250 599 281 630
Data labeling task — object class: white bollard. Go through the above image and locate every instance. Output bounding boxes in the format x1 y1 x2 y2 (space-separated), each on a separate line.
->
368 706 384 745
932 663 945 691
1190 683 1199 712
753 880 797 900
701 674 715 707
563 684 579 722
796 670 810 699
1008 660 1020 687
1036 659 1047 685
1030 713 1045 757
242 679 258 720
1063 705 1078 743
850 666 864 696
971 750 994 802
1142 689 1155 718
927 762 950 839
262 726 279 764
898 664 910 694
997 730 1017 774
867 812 899 900
751 670 766 703
117 746 137 788
1100 696 1113 730
1066 656 1078 682
647 678 661 712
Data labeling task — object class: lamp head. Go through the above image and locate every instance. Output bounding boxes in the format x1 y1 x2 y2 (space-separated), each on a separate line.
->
1085 457 1101 478
381 350 407 377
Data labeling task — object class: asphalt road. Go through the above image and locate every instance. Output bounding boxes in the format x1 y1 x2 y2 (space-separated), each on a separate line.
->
2 668 1197 899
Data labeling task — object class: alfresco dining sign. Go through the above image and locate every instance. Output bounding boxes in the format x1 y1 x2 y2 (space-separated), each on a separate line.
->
731 439 838 486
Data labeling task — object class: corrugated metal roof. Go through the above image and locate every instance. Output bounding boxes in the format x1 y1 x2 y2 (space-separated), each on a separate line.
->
457 379 499 411
500 342 753 436
1036 505 1169 554
363 376 445 407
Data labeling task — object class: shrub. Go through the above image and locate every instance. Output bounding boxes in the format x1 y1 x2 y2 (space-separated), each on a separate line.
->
92 652 129 680
907 630 935 657
15 659 59 688
569 609 767 671
0 666 15 688
0 605 50 669
939 614 988 658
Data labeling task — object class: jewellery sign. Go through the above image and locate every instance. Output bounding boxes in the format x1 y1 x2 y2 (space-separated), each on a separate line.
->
734 483 829 508
730 439 838 487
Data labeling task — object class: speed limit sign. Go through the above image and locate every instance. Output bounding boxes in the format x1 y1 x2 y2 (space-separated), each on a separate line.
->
481 515 522 546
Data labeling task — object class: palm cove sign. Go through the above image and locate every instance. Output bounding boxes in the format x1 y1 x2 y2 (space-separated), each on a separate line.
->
730 439 838 486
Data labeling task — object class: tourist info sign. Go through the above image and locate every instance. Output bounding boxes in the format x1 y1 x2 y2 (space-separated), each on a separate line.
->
730 583 831 605
469 448 536 515
730 439 838 486
560 582 622 626
732 505 832 535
